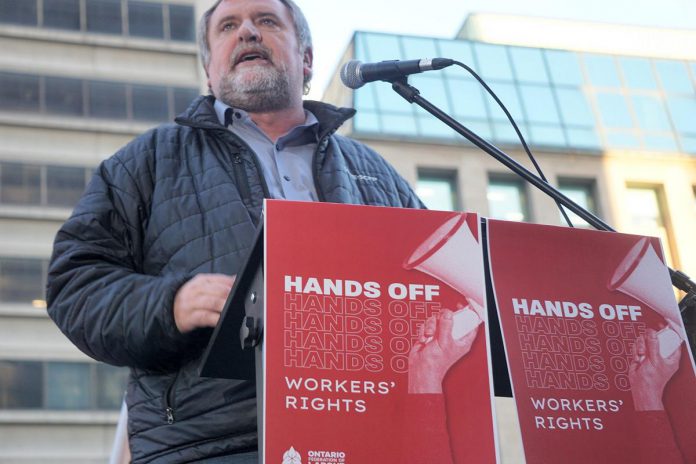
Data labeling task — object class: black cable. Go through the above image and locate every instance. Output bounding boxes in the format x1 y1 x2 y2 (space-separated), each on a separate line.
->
452 61 575 227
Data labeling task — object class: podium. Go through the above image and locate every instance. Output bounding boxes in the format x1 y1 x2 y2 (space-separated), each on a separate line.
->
200 200 696 464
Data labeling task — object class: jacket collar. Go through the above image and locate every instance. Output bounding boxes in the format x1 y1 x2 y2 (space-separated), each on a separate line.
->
175 95 356 140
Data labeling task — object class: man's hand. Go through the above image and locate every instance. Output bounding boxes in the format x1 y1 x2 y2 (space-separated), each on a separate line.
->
408 309 479 394
173 274 235 334
629 328 681 411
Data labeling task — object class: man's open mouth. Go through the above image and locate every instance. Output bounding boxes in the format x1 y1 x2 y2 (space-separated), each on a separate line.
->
235 51 269 66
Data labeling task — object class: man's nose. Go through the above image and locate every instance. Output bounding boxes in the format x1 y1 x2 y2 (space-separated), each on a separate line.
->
238 19 260 42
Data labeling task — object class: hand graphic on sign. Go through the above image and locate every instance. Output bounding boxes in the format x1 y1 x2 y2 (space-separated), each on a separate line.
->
629 328 682 411
408 307 480 394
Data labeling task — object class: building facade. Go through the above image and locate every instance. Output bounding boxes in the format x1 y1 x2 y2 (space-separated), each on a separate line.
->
0 0 205 461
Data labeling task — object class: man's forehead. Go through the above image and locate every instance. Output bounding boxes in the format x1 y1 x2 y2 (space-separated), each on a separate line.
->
211 0 290 21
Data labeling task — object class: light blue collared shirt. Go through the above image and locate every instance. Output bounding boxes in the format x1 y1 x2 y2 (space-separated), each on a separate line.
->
214 100 320 201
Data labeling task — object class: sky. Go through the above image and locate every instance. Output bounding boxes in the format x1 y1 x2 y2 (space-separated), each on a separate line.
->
296 0 696 100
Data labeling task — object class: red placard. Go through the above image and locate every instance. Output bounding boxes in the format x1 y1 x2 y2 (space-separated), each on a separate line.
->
487 219 696 463
263 200 497 464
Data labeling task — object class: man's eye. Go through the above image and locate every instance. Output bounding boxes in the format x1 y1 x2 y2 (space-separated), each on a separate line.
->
221 23 235 32
259 18 277 26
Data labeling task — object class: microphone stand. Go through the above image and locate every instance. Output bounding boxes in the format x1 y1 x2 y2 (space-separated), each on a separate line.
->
389 78 696 355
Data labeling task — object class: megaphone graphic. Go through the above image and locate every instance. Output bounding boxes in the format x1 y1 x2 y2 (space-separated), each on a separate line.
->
404 214 486 337
608 237 683 357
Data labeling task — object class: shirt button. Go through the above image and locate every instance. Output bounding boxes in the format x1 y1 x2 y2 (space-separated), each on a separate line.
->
283 175 291 182
275 144 282 151
235 112 242 119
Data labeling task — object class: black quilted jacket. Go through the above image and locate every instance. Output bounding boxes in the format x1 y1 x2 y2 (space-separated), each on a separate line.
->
46 96 423 462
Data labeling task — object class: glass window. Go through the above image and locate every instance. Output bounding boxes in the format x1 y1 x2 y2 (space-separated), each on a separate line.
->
596 92 634 128
509 47 549 84
449 79 488 120
486 81 524 123
86 0 122 34
353 111 381 134
355 87 378 112
584 54 621 88
681 135 696 154
46 362 91 410
0 72 40 112
545 50 583 86
487 178 528 221
619 57 658 90
409 74 450 113
0 257 44 303
518 85 560 124
401 37 438 60
46 166 86 207
96 364 129 409
0 361 128 411
374 80 410 113
666 96 696 135
558 180 597 228
529 125 566 147
362 33 403 62
128 1 163 39
555 87 595 127
644 135 678 152
173 87 198 116
416 170 458 211
0 0 38 26
417 113 456 139
0 163 41 205
43 0 80 30
0 361 42 409
168 4 195 42
473 43 513 82
460 120 493 142
45 76 84 116
565 127 601 150
625 186 674 265
493 121 527 145
88 80 127 119
437 40 473 78
605 131 641 149
655 60 693 94
132 84 169 121
381 113 418 137
631 95 671 131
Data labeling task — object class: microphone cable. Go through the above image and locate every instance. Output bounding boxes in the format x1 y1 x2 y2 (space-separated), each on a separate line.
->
451 60 575 228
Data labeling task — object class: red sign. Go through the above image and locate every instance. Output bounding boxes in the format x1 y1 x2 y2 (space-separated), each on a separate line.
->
487 220 696 463
263 200 497 464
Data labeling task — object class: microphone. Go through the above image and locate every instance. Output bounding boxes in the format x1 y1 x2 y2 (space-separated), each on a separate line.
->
340 58 454 89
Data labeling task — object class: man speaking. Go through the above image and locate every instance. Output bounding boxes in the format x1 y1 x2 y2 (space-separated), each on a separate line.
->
46 0 423 462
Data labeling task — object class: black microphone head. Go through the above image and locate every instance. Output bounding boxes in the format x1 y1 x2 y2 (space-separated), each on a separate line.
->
340 60 364 89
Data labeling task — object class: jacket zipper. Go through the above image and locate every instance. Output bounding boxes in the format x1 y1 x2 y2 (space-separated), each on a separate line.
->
232 154 252 202
312 136 332 202
163 372 179 424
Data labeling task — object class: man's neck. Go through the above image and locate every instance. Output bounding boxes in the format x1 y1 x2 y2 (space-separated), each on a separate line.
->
247 105 306 142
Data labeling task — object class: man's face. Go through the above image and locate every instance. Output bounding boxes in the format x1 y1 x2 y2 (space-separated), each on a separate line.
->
205 0 312 113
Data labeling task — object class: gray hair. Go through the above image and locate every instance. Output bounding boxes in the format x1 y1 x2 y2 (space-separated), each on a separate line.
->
198 0 313 89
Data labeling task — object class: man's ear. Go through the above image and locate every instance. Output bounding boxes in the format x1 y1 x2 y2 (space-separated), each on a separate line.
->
303 47 314 78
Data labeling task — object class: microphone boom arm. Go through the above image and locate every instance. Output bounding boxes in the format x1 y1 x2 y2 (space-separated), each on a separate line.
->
388 78 696 323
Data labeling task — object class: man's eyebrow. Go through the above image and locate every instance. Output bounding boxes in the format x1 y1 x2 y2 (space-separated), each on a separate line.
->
214 11 283 25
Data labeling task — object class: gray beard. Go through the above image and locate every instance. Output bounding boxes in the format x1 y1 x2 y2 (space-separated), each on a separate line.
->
216 64 292 113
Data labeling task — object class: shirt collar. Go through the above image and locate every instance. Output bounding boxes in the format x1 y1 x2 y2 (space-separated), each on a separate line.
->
213 99 319 140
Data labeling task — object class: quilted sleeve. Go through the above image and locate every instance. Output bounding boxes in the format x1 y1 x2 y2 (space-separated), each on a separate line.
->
46 149 201 372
